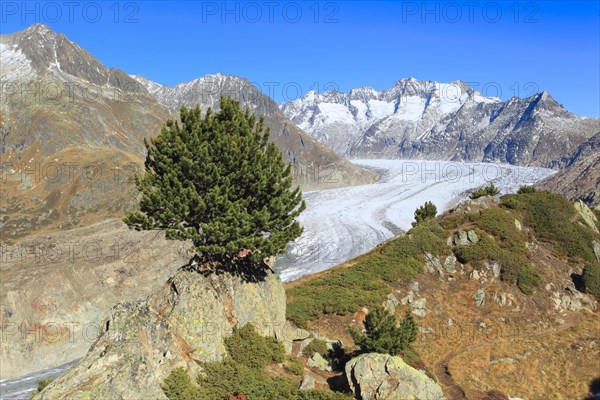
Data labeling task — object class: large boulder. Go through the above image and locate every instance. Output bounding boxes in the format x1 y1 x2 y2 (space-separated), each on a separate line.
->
36 266 286 399
345 353 446 400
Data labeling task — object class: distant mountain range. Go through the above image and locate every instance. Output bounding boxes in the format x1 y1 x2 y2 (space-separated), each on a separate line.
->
281 79 599 167
0 24 375 241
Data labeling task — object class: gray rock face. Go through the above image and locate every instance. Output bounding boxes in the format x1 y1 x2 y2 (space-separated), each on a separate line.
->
538 132 600 207
307 352 332 372
473 289 486 307
0 219 190 380
383 293 401 314
592 240 600 263
345 353 446 400
444 255 457 273
299 374 316 390
455 230 470 246
424 253 443 275
36 268 287 400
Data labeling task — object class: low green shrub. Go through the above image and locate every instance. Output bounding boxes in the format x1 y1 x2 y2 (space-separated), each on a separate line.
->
163 332 350 400
161 368 196 400
517 185 537 194
302 338 329 358
283 356 304 376
412 201 437 227
349 307 418 356
471 183 500 199
502 191 598 262
582 263 600 298
517 263 542 295
298 390 354 400
224 324 285 369
196 359 297 400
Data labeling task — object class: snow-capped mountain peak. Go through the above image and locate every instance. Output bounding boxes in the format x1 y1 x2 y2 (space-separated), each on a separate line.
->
280 78 597 166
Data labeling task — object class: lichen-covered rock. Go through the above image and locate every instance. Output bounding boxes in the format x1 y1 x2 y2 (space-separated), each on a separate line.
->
345 353 446 400
35 267 286 400
383 293 400 314
467 230 480 243
593 240 600 263
444 254 457 273
307 352 332 372
455 230 470 246
424 253 443 275
574 200 599 233
473 288 486 307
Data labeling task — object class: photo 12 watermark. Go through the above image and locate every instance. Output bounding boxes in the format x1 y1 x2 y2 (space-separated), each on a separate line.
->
0 1 140 24
200 1 340 24
400 1 539 24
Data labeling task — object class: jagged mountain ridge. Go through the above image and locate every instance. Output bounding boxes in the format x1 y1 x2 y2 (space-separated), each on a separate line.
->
281 79 599 166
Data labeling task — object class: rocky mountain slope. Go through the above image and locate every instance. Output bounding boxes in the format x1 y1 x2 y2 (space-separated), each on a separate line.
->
285 192 600 399
537 132 600 206
281 79 599 166
0 24 376 243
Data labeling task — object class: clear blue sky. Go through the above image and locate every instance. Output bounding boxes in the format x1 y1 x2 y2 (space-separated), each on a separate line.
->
2 1 598 116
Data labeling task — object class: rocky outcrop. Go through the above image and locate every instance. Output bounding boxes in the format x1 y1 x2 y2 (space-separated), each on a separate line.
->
35 267 287 400
345 353 446 400
574 200 599 233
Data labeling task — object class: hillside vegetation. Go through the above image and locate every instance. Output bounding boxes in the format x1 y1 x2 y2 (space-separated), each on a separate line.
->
285 191 600 399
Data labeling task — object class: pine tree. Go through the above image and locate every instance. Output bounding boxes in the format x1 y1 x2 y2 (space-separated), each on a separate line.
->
412 201 437 227
124 96 305 266
349 306 418 356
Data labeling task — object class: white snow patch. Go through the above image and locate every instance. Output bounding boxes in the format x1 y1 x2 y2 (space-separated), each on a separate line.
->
317 102 355 124
392 95 425 121
0 43 34 80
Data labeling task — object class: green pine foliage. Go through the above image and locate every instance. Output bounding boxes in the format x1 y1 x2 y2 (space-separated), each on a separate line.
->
582 263 600 298
161 368 196 400
224 324 285 369
349 307 418 356
471 183 500 199
517 185 537 194
412 201 437 227
124 97 305 264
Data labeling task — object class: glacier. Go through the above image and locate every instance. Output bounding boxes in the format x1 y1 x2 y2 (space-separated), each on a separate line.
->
274 159 555 282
